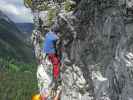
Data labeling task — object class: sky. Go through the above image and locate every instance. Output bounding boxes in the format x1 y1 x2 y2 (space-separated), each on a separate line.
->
0 0 33 23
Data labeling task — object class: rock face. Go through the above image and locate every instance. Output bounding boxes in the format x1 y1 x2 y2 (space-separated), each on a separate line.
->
55 0 133 100
31 0 133 100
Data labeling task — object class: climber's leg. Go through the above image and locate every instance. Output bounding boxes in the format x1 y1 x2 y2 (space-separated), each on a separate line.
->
53 95 60 100
53 64 59 80
41 96 47 100
53 87 61 100
48 54 60 80
41 92 49 100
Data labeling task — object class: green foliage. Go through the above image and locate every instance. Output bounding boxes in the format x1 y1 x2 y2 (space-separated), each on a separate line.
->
48 8 57 26
0 71 38 100
39 39 44 48
37 2 50 11
0 58 38 100
8 63 20 72
24 0 32 8
0 57 37 72
64 1 72 12
64 0 76 12
24 0 50 11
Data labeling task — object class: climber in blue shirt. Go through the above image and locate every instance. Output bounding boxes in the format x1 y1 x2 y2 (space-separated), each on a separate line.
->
44 31 59 54
43 26 60 81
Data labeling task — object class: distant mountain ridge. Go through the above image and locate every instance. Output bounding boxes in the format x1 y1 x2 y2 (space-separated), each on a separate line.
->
0 11 25 40
0 10 34 62
16 23 33 33
16 23 33 39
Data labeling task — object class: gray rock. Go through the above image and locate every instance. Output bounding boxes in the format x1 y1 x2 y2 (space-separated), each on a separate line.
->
32 0 133 99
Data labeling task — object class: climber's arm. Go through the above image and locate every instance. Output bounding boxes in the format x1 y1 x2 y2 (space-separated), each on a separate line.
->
56 34 65 57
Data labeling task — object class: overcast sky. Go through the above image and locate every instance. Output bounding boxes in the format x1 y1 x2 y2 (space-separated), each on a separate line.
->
0 0 33 23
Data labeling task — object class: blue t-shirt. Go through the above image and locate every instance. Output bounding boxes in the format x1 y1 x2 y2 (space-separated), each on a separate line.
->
43 32 58 54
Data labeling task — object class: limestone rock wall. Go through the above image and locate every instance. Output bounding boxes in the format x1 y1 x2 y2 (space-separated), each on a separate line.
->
31 0 133 100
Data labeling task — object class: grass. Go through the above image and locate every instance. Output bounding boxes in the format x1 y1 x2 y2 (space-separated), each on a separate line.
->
0 58 38 100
